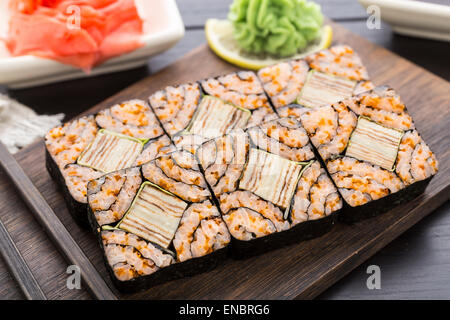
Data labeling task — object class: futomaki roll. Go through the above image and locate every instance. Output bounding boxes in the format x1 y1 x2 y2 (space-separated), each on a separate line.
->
200 71 278 128
149 83 251 153
86 149 230 291
45 99 174 225
257 45 374 117
299 86 438 223
196 117 342 258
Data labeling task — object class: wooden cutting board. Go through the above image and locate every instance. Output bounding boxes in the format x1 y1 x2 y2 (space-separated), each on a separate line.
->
0 21 449 299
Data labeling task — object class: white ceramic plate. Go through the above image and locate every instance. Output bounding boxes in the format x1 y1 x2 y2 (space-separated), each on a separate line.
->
358 0 450 42
0 0 185 89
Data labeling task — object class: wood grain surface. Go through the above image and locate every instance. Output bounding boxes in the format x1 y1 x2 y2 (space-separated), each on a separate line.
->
0 143 116 300
0 217 46 300
0 19 448 299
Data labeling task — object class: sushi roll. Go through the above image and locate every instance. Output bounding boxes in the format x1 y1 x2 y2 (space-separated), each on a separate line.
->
196 118 343 258
299 86 438 223
149 83 251 153
200 71 278 128
86 149 231 291
257 45 374 115
45 99 174 225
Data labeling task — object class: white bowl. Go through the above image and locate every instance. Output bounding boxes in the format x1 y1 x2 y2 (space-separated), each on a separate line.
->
358 0 450 42
0 0 185 89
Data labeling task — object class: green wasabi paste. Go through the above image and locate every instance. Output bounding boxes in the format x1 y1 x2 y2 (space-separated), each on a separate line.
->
228 0 323 57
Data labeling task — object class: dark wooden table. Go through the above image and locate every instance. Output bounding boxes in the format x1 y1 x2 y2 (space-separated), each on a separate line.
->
0 0 449 300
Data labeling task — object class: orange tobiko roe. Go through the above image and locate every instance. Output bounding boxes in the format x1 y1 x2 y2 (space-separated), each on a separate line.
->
5 0 144 71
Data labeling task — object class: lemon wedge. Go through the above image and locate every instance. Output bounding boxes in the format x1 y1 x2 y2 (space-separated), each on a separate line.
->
205 19 333 70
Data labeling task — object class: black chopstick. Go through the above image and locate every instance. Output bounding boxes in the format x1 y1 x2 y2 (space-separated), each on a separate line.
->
0 218 47 300
0 142 117 300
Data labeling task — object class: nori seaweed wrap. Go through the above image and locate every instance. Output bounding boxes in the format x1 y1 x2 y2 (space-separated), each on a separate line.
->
45 99 175 226
86 149 230 292
196 117 343 258
299 86 439 223
149 82 251 153
200 71 278 127
257 45 374 117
